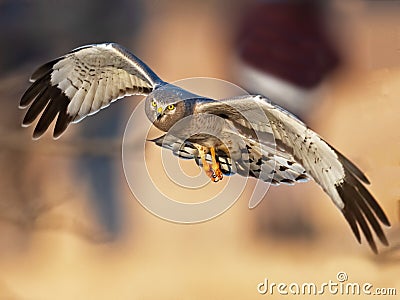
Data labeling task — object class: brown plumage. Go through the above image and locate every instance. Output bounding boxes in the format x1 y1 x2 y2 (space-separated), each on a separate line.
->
20 43 390 253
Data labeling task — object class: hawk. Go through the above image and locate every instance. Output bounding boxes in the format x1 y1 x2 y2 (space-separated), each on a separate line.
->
19 43 390 253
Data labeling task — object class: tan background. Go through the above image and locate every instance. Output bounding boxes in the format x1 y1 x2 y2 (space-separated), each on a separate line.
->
0 0 399 299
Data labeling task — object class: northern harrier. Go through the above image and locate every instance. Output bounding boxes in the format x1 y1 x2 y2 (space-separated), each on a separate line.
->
19 43 390 253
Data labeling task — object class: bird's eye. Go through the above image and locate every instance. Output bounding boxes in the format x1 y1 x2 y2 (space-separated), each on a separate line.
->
151 100 157 107
167 104 175 110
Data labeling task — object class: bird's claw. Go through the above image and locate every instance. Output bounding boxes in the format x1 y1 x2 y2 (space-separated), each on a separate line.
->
197 145 224 183
206 166 223 182
212 166 223 182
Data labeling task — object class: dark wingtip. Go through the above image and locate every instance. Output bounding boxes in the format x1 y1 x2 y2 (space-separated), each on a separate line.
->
30 58 61 81
21 77 72 139
22 85 54 126
354 177 391 227
336 174 390 254
342 205 361 244
53 100 72 139
33 101 58 138
20 71 52 108
339 152 370 184
32 129 43 140
331 144 371 185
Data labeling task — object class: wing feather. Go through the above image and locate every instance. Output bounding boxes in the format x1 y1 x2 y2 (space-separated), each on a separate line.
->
20 70 52 108
33 95 63 138
195 95 390 253
149 133 310 186
92 77 107 112
20 43 164 138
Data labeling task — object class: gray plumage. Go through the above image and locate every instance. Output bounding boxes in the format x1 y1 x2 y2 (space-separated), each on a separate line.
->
20 43 390 253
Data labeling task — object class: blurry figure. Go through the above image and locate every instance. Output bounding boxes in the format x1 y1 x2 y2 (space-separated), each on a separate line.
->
235 0 339 119
234 0 340 239
0 0 145 239
76 106 125 238
68 0 145 238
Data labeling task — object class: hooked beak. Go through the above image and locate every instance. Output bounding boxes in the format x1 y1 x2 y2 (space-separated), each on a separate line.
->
156 107 163 120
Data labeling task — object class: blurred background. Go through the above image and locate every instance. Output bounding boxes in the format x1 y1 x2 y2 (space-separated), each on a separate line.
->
0 0 399 298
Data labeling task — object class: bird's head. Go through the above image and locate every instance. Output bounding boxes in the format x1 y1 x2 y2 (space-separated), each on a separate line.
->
144 85 197 132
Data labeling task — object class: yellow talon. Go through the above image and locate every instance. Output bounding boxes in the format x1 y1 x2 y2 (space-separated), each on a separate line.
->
210 147 223 182
197 145 223 182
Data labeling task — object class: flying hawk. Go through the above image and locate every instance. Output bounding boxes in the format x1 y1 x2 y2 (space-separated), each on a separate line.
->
19 43 390 253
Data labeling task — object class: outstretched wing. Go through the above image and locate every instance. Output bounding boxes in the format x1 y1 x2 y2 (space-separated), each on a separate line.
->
194 95 390 253
20 43 164 138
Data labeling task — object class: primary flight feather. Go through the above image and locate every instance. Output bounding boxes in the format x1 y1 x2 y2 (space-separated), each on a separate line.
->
20 43 390 253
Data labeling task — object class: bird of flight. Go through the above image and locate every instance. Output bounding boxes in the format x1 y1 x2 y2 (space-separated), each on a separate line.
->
19 43 390 253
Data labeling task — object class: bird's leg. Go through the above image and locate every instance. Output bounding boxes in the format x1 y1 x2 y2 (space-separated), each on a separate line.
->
196 145 222 182
196 145 213 178
210 146 223 182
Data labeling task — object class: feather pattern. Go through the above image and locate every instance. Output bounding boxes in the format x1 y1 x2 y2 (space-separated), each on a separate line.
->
20 43 390 253
20 43 163 138
193 95 390 253
149 133 310 186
